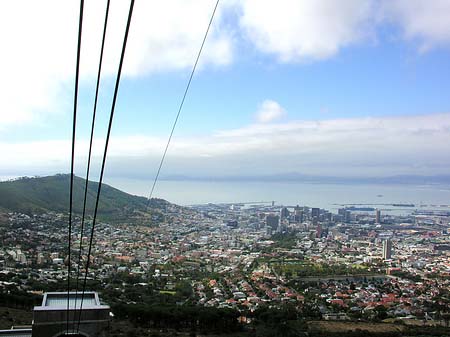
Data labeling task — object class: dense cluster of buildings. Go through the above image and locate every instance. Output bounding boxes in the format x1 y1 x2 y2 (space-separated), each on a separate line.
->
0 201 449 327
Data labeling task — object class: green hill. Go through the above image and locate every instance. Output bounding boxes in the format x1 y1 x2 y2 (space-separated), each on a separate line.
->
0 174 168 224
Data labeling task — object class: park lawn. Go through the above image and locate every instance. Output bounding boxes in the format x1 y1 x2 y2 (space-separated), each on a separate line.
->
159 290 177 295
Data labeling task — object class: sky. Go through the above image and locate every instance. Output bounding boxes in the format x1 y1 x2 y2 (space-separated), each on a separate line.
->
1 0 450 185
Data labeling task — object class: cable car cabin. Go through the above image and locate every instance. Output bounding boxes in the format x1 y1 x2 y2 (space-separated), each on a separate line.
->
32 292 110 337
0 292 111 337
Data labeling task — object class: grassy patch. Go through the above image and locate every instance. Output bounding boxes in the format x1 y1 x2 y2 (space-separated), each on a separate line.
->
159 290 176 295
0 307 32 329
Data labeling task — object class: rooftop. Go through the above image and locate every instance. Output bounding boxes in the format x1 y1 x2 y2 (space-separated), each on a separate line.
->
34 292 108 311
0 328 32 337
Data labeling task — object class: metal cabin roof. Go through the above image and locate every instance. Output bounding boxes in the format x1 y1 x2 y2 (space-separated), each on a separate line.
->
0 328 32 337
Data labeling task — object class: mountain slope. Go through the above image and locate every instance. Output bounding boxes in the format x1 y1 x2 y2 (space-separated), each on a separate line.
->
0 174 168 223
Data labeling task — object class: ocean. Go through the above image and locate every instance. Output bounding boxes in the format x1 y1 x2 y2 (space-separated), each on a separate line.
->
106 178 450 214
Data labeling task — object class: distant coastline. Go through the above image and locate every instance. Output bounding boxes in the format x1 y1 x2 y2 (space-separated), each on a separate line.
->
160 173 450 185
4 173 450 186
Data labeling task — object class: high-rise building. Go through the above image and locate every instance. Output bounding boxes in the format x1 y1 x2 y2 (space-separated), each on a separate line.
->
337 208 351 222
382 239 392 260
277 220 288 233
294 205 303 223
376 209 381 224
311 207 320 219
316 223 322 238
345 210 351 222
266 214 279 230
280 207 290 219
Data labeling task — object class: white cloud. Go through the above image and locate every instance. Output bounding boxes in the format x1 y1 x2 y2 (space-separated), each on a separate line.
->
237 0 450 61
118 0 233 75
238 0 375 62
381 0 450 51
0 0 232 128
1 0 450 132
2 112 450 178
255 100 286 123
0 1 76 128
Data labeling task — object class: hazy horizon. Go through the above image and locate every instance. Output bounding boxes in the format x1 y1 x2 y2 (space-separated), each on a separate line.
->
3 173 450 211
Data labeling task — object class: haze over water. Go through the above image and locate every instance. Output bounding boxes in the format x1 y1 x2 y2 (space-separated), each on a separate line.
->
107 178 450 214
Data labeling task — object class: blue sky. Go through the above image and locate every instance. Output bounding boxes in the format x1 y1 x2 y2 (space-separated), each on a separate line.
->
1 0 450 182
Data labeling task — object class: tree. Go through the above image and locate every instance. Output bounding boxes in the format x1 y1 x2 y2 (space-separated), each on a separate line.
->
374 305 388 320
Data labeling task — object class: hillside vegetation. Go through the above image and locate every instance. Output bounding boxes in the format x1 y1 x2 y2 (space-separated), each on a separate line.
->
0 174 168 223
